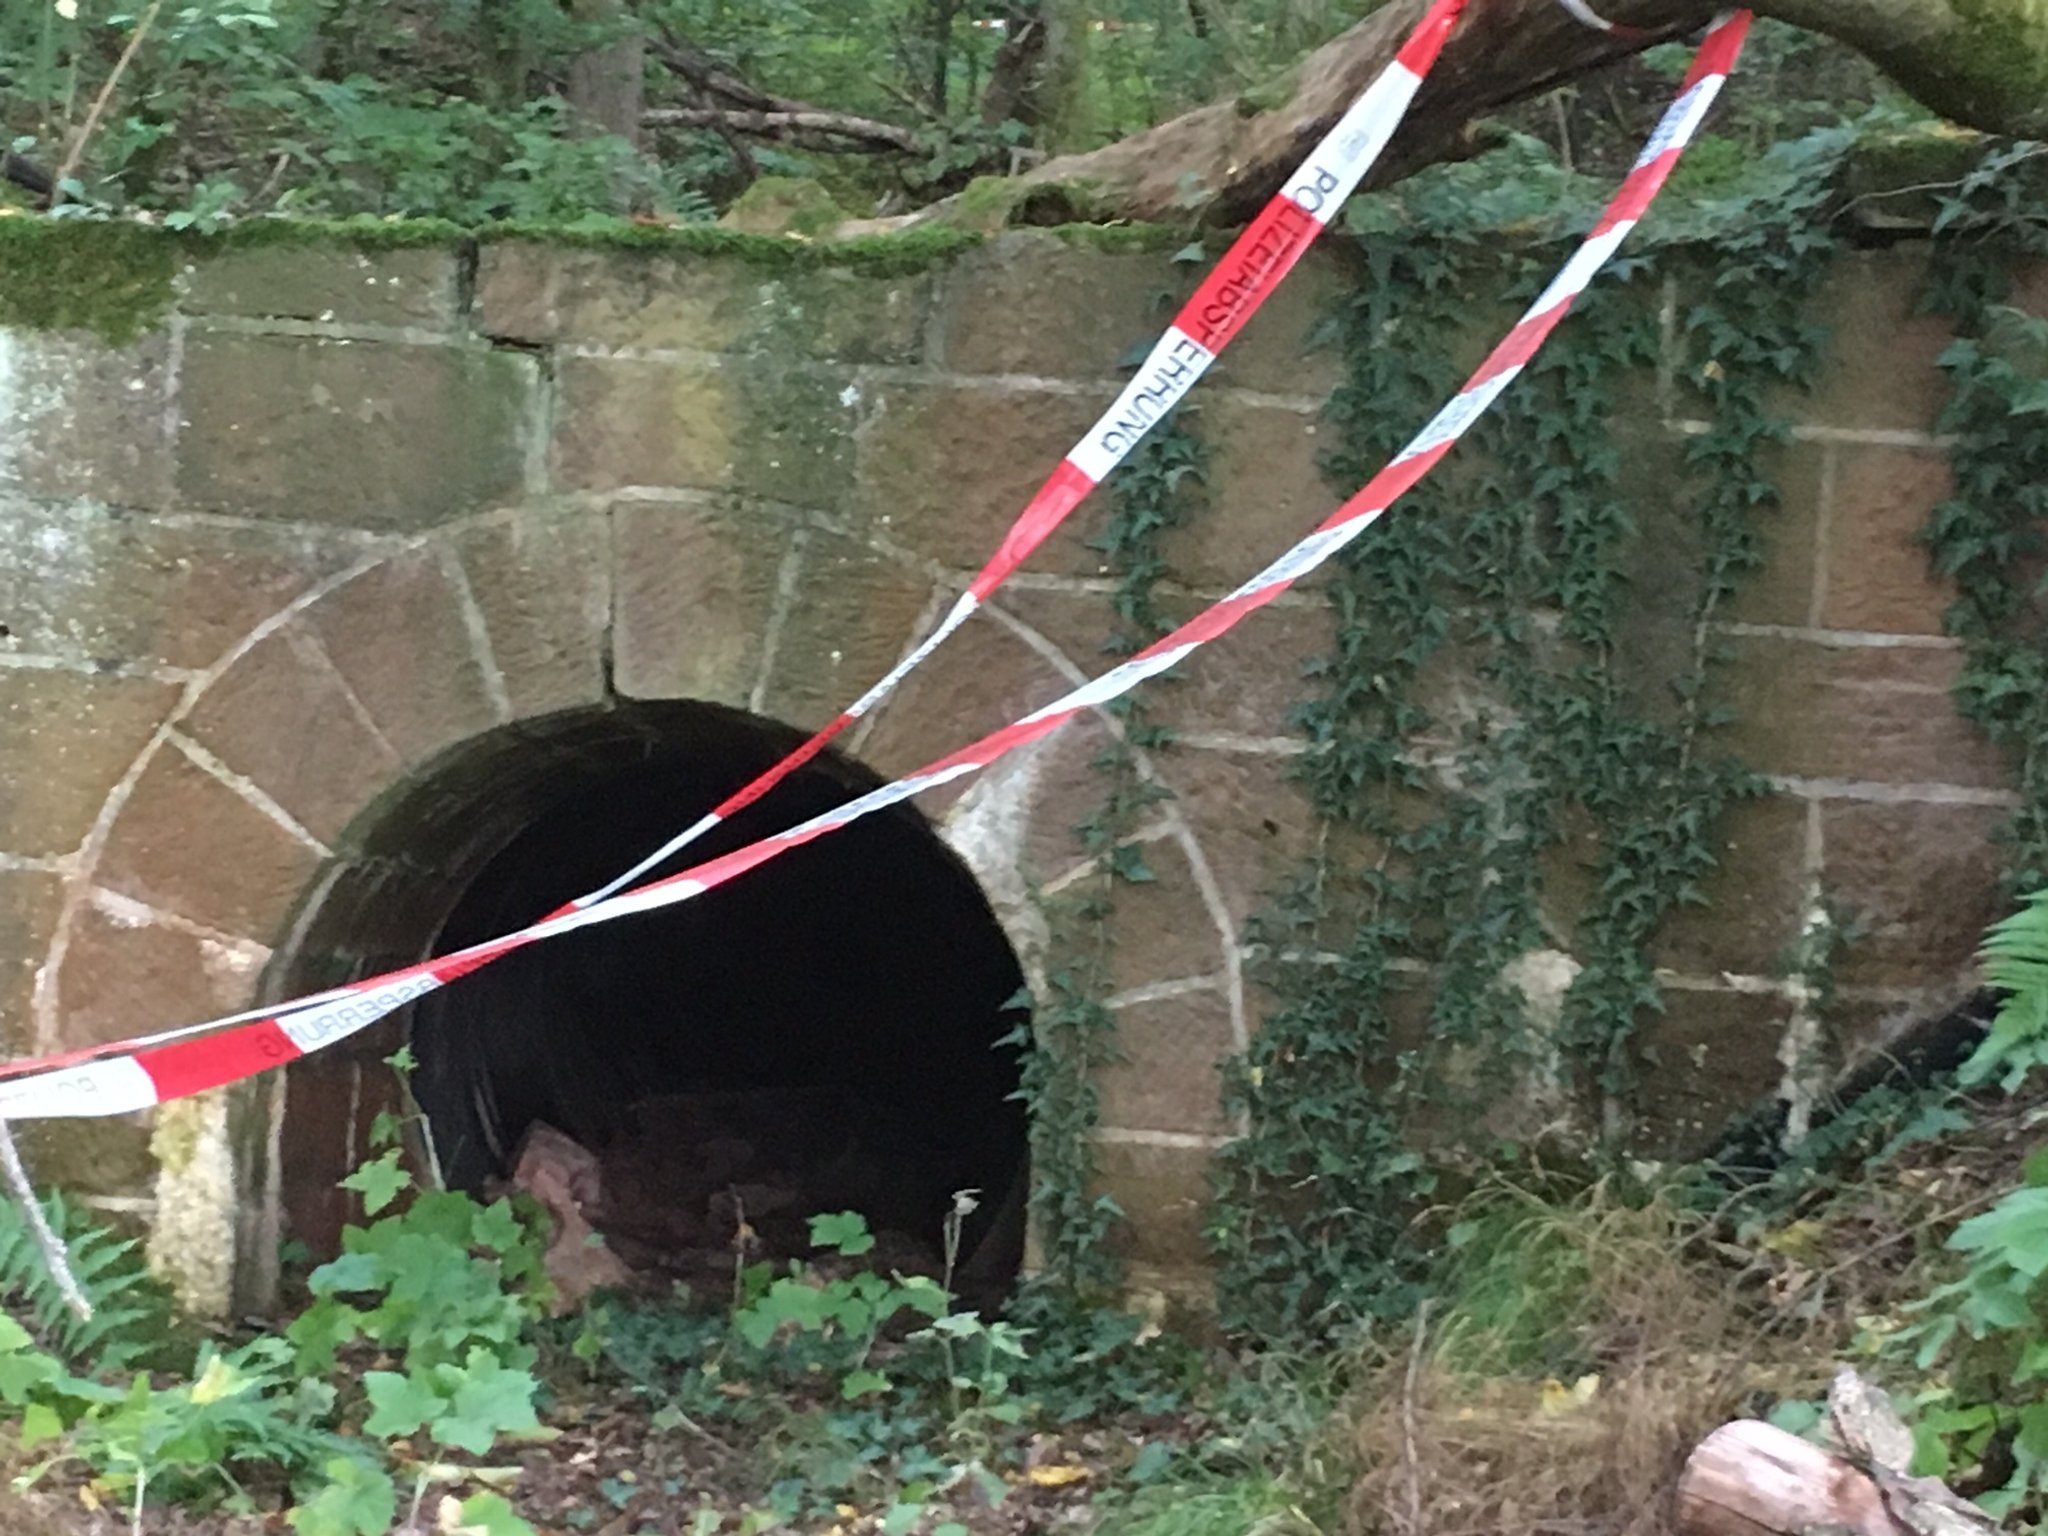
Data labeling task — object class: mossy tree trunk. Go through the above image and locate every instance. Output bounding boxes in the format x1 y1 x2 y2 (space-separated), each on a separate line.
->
986 0 2048 227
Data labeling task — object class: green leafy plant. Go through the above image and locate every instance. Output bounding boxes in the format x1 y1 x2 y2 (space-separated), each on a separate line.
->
0 1189 173 1374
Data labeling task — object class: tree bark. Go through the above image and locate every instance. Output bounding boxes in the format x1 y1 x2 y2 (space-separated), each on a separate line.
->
977 0 2048 229
564 0 646 148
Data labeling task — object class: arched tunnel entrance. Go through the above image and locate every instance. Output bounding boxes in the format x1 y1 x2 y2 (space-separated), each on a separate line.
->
271 700 1031 1307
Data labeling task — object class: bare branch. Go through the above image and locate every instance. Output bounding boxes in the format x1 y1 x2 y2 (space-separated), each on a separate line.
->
642 106 924 153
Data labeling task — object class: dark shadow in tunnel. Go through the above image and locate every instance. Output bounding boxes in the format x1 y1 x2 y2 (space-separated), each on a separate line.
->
405 701 1032 1302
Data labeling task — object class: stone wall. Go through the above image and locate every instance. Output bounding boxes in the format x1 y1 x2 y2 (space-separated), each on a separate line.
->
0 228 2018 1313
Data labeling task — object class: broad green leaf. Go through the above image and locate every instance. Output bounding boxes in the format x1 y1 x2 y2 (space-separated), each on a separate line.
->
17 1402 62 1450
449 1491 538 1536
361 1369 446 1439
841 1369 890 1400
340 1150 413 1216
431 1349 540 1455
808 1211 875 1256
287 1458 398 1536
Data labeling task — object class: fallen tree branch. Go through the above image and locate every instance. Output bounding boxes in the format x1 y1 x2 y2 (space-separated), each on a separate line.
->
50 0 163 208
642 105 923 153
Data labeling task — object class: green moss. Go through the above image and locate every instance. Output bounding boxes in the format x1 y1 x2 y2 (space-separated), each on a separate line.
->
721 175 847 238
1234 59 1304 119
0 219 176 343
1046 221 1183 253
1949 0 2048 129
201 214 471 251
482 217 978 274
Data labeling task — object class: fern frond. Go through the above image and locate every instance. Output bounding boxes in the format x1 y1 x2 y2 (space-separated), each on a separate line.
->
1963 888 2048 1091
0 1190 173 1375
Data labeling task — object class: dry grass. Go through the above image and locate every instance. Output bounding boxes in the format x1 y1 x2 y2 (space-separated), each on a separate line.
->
1345 1179 1836 1536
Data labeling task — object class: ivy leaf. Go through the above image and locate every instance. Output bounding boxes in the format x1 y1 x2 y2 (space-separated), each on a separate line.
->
361 1369 445 1440
340 1150 413 1216
287 1458 398 1536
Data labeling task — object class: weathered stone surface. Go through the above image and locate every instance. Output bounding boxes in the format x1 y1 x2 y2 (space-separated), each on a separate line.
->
16 1116 157 1199
1722 441 1827 629
181 244 459 330
1628 987 1790 1157
1652 794 1811 975
0 504 357 672
1823 800 2006 989
0 669 180 860
57 895 267 1045
1158 749 1323 930
1096 987 1236 1136
94 746 323 938
853 383 1108 576
178 334 533 529
1158 398 1333 589
936 235 1169 378
1718 639 2009 788
182 626 400 845
476 243 931 363
1093 1138 1215 1274
1793 249 1951 433
1822 446 1954 634
610 500 785 703
856 605 1070 781
453 507 611 719
1155 600 1332 741
1207 251 1348 400
0 329 174 508
0 868 63 1048
302 554 503 765
554 355 862 507
1095 836 1231 993
757 532 935 730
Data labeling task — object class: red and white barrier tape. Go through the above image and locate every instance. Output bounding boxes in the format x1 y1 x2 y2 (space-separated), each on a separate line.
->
0 11 1750 1123
565 0 1468 909
5 0 1469 1064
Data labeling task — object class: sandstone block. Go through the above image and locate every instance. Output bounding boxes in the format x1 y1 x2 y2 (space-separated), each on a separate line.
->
95 746 323 938
1096 987 1236 1137
182 626 401 845
57 896 266 1045
1158 748 1324 931
177 333 532 529
1721 440 1827 628
854 606 1070 783
0 504 355 672
453 506 611 719
1651 794 1811 975
0 869 63 1049
853 382 1109 576
476 242 932 363
936 234 1170 378
1822 799 2006 989
0 329 175 508
302 554 504 765
1092 1138 1215 1275
1717 638 2009 788
1822 445 1955 634
554 354 861 508
1790 249 1951 433
16 1117 157 1199
610 500 785 703
0 669 180 860
180 244 460 329
1158 398 1333 590
756 531 936 731
1627 987 1790 1157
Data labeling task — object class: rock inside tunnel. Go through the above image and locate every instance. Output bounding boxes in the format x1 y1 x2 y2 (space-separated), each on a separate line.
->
281 701 1033 1308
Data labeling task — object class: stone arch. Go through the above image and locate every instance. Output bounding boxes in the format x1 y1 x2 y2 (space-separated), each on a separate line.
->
31 490 1277 1313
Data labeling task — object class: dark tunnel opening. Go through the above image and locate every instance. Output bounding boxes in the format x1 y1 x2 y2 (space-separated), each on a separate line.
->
405 702 1032 1305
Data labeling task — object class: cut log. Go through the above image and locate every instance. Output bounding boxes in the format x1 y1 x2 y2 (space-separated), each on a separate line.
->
1676 1419 2001 1536
1678 1420 1908 1536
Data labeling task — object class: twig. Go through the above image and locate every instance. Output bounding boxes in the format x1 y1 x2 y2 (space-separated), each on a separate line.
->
0 1119 91 1321
1398 1298 1432 1536
49 0 162 207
